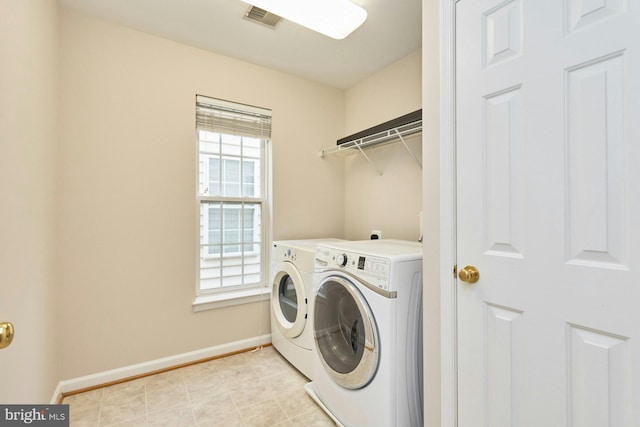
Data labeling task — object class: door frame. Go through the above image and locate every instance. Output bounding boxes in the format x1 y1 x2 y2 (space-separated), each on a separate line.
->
439 0 458 425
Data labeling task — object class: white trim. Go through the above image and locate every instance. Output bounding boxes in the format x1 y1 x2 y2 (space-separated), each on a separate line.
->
193 286 270 312
50 382 63 404
440 0 458 426
52 334 272 402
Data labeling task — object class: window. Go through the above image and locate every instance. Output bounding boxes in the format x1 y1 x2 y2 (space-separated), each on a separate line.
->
195 95 271 304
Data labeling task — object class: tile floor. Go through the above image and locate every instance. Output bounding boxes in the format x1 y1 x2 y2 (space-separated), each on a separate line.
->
62 346 336 426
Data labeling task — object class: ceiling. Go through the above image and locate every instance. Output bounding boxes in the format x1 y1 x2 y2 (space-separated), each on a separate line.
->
58 0 422 89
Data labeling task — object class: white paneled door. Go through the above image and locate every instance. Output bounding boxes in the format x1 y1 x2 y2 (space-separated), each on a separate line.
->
456 0 640 425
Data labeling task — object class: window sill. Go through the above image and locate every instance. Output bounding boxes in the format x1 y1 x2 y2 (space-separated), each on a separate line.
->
193 287 270 312
201 251 259 262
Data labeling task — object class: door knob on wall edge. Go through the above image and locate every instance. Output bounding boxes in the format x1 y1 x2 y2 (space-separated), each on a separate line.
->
0 322 14 349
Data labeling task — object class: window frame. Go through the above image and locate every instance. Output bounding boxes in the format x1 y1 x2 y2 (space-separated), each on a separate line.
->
200 199 261 259
193 95 271 311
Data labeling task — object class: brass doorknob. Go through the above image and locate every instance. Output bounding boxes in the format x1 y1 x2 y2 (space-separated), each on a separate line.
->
0 322 14 349
458 265 479 284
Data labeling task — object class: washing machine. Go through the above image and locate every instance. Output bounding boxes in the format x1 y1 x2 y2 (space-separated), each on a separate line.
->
270 238 344 379
305 239 423 427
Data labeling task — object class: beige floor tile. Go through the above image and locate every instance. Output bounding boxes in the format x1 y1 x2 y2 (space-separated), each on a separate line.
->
64 387 104 412
147 402 196 427
190 392 237 424
196 409 246 427
180 360 219 379
239 399 289 427
218 364 261 387
250 357 296 379
228 379 272 408
261 372 307 395
146 382 189 414
183 371 226 396
105 415 148 427
102 377 146 404
290 404 336 427
68 406 101 427
275 389 318 419
63 346 337 427
209 352 250 370
145 368 184 391
99 394 147 426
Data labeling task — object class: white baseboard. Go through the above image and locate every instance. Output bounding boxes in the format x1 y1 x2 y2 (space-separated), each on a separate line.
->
51 334 271 404
50 382 64 405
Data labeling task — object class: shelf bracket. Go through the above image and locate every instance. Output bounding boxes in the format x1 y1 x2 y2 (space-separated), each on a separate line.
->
394 129 422 169
355 142 383 176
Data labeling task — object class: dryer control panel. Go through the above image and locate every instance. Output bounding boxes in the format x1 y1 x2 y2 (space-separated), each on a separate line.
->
316 246 391 291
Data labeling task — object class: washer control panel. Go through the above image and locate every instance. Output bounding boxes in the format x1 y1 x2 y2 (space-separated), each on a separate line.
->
273 244 297 262
316 246 391 291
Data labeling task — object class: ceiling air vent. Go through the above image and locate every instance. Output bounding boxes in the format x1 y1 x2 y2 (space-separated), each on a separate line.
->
244 6 282 29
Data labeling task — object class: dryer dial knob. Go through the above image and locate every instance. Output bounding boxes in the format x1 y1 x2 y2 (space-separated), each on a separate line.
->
336 254 348 267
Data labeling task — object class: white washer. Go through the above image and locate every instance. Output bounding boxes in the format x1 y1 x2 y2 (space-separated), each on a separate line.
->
306 239 423 427
270 238 344 379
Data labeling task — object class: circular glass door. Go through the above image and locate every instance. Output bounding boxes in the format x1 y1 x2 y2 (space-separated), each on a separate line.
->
314 275 379 389
271 262 307 338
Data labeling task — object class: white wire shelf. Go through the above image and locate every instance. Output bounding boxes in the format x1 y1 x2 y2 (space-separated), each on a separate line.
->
319 119 422 175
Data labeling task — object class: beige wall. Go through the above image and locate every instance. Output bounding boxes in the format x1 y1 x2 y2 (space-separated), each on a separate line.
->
343 50 423 241
0 0 59 402
345 50 422 135
57 10 345 379
422 0 441 425
1 2 437 406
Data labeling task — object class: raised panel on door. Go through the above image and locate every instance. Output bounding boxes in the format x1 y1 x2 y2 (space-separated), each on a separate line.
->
485 304 524 427
567 324 631 427
565 52 627 269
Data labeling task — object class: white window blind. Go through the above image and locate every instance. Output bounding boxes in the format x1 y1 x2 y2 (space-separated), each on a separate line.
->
196 95 272 140
196 95 271 297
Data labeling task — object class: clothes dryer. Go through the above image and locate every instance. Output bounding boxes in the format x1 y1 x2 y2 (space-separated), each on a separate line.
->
270 238 343 379
306 239 423 427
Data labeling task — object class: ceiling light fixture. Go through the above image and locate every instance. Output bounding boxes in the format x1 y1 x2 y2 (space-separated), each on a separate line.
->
240 0 367 40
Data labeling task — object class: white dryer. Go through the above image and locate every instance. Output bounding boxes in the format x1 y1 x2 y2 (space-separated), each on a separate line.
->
306 239 423 427
270 238 343 379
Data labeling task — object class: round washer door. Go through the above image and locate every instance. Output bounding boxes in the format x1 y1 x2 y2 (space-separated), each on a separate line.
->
314 275 379 390
271 262 307 338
